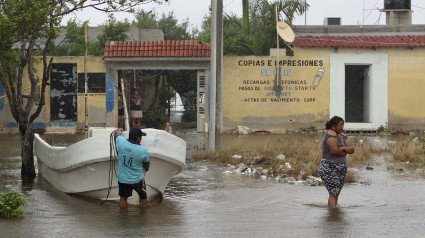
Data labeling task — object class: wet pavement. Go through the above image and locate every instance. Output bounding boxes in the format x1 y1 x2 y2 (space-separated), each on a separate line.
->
1 130 425 237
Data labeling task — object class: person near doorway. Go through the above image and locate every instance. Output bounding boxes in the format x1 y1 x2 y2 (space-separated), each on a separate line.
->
114 128 150 209
118 90 124 129
318 116 354 209
130 89 143 128
164 121 173 134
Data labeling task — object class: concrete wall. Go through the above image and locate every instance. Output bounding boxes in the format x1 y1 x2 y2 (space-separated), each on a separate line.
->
330 51 388 130
387 47 425 129
0 56 108 133
2 46 425 133
222 46 425 132
223 50 330 132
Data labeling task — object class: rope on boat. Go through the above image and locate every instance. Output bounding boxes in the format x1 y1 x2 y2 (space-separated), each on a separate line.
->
101 130 119 205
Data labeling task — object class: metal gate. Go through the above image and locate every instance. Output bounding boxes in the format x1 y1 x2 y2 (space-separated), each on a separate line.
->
197 70 206 132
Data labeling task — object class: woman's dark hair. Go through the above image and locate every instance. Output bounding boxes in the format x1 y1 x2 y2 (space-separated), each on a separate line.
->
325 116 344 130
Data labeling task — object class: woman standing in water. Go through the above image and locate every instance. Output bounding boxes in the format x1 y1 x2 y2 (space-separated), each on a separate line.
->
319 116 354 208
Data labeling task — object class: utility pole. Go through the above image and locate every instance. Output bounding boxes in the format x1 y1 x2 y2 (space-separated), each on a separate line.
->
362 0 365 25
209 0 223 150
216 0 223 135
84 21 89 134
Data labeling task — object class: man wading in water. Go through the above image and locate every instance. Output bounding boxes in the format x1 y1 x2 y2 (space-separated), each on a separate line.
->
114 128 150 209
319 116 354 208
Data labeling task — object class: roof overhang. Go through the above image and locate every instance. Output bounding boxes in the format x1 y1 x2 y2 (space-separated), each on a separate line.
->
104 57 211 70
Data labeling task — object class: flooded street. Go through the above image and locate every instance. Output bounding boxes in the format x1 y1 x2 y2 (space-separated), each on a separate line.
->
1 130 425 237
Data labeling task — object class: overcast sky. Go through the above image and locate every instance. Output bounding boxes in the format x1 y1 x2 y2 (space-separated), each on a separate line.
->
63 0 425 28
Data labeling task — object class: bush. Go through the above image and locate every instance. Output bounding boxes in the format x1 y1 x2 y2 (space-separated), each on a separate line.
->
0 189 28 218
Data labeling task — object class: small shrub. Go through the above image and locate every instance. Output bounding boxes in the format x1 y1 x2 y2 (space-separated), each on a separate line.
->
0 189 28 218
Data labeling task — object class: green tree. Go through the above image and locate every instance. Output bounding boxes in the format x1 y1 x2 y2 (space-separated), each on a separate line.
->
250 0 309 55
198 0 308 56
248 0 279 55
277 0 309 25
51 19 88 56
52 16 131 56
196 15 212 43
93 16 131 55
132 10 197 121
0 0 168 179
133 10 194 40
133 9 158 29
158 13 192 40
166 70 197 122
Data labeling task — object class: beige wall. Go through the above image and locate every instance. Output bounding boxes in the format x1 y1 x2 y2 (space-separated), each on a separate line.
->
49 57 107 130
2 48 425 133
223 49 330 131
223 47 425 131
0 56 107 133
387 48 425 129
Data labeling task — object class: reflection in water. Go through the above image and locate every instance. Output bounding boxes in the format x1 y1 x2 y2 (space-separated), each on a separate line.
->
320 208 351 237
2 131 425 237
21 177 35 192
326 208 344 222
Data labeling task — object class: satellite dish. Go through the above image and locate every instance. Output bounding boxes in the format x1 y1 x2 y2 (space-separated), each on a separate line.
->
276 22 295 43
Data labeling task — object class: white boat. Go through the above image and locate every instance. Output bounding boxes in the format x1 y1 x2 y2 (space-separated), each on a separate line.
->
34 127 186 204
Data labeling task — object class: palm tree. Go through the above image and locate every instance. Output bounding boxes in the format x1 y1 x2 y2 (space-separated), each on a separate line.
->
276 0 309 25
242 0 250 35
215 0 309 56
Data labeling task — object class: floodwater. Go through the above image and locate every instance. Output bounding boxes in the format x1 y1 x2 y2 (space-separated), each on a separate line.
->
2 130 425 237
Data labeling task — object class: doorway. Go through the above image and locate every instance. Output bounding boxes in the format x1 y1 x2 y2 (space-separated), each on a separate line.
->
345 65 370 123
330 53 388 130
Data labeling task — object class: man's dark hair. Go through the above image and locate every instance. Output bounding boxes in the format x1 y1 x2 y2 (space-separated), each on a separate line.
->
129 128 146 140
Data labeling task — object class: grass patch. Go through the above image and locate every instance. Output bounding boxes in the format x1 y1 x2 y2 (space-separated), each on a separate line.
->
192 134 425 182
194 134 326 180
387 136 425 171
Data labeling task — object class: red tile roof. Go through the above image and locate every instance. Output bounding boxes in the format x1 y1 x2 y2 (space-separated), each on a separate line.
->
104 40 211 57
294 35 425 48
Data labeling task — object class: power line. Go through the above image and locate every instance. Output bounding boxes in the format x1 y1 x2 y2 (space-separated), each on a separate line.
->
412 5 425 10
319 0 330 16
224 0 236 8
363 0 380 23
374 12 382 25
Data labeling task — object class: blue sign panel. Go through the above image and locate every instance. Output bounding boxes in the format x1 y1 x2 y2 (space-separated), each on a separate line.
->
106 73 114 113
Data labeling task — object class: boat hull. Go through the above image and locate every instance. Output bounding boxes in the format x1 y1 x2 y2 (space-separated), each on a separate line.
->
35 128 186 204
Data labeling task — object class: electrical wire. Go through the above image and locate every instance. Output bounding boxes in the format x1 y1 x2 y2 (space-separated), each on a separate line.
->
319 0 330 16
101 130 118 205
412 5 425 10
224 0 236 8
363 0 380 23
136 69 165 79
374 11 382 25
